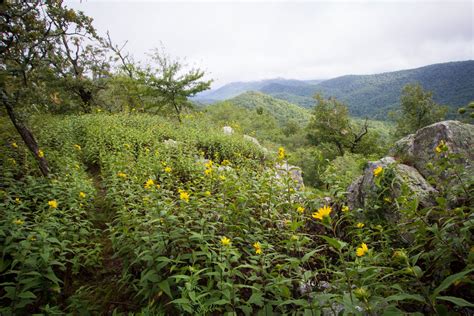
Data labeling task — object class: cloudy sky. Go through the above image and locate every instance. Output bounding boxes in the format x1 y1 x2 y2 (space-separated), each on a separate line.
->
67 0 473 88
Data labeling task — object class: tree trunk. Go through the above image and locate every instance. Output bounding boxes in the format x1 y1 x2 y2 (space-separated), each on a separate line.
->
2 91 50 176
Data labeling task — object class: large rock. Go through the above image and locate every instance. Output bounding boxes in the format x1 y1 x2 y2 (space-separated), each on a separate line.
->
275 162 305 190
389 120 474 180
222 126 234 135
347 157 438 220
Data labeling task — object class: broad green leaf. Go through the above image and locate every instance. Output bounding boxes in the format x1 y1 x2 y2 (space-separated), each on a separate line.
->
158 279 172 298
385 293 425 303
436 296 474 307
431 268 474 298
317 235 347 250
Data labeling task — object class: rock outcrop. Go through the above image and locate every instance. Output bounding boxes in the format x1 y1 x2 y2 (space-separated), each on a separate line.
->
389 120 474 180
347 121 473 217
275 162 305 190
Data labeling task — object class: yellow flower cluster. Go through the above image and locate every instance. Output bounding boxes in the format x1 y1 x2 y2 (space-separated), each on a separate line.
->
144 178 155 189
220 236 231 246
356 222 365 228
74 144 81 150
11 142 18 148
13 219 24 225
38 149 44 158
48 200 58 208
204 191 211 196
312 205 332 221
79 192 86 198
297 206 305 214
253 242 262 254
178 189 190 202
356 243 368 257
164 166 172 173
373 166 383 177
341 205 349 212
278 147 285 160
221 159 230 166
117 172 127 178
435 140 448 154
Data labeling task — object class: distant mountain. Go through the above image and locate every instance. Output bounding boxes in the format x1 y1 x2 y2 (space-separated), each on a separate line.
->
193 78 321 104
227 91 310 125
194 61 474 119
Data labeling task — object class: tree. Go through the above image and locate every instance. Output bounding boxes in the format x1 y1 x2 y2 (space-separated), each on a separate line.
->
141 48 212 122
395 83 447 136
306 94 369 155
1 1 107 175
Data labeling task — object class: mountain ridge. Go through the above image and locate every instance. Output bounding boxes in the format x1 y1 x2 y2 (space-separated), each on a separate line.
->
194 60 474 119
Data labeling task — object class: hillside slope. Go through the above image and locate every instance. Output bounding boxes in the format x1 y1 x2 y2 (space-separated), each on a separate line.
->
227 91 310 124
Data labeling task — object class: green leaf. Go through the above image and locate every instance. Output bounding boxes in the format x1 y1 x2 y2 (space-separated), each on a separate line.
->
431 268 473 298
317 235 347 250
18 291 36 299
248 292 264 307
301 249 320 263
158 279 172 298
385 293 425 303
436 296 474 307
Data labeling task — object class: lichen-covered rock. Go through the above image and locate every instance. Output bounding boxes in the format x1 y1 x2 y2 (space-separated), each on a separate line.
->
389 120 474 179
347 157 438 219
222 126 234 135
275 162 305 190
243 134 261 147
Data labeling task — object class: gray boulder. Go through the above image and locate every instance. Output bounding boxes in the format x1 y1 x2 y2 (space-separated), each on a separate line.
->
347 157 438 220
275 162 305 190
222 126 234 135
389 120 474 180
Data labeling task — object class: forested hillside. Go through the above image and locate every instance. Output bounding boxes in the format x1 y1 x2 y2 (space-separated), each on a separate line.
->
195 61 474 119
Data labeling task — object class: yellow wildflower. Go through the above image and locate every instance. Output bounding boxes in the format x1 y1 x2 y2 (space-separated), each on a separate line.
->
435 140 448 154
179 190 190 203
354 287 369 299
278 147 285 160
204 191 211 196
219 175 226 181
373 166 383 177
15 197 21 204
156 184 161 189
48 200 58 208
204 168 212 176
38 149 44 158
356 243 369 257
342 205 349 212
205 160 213 169
312 205 332 221
74 144 81 150
297 206 305 214
11 142 18 148
291 235 299 241
356 222 365 228
220 236 231 247
13 219 24 225
117 172 127 178
164 167 172 173
253 242 262 255
221 159 230 166
79 192 86 198
144 178 155 189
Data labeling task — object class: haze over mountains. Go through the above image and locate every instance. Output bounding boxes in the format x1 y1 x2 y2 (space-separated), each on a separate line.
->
194 61 474 119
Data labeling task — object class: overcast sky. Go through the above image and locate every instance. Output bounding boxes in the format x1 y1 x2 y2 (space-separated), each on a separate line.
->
67 0 473 88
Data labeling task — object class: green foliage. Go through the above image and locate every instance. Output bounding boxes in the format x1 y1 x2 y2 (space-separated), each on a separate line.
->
306 95 378 156
393 83 448 137
139 49 211 122
1 113 472 314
